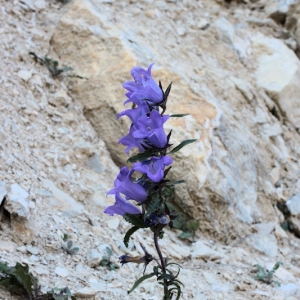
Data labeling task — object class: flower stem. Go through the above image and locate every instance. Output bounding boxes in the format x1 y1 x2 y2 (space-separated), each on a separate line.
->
154 227 168 298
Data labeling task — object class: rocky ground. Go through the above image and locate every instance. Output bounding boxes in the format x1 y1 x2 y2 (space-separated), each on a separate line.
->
0 0 300 299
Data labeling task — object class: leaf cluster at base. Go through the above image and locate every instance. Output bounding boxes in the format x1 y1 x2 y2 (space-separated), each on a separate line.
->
254 262 283 286
99 247 119 271
0 261 76 300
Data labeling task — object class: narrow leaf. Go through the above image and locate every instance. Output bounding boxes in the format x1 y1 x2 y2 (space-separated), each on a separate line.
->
157 274 173 281
62 66 73 72
127 149 154 163
169 139 197 154
166 180 185 186
127 273 155 294
123 214 149 228
124 226 139 248
169 114 190 118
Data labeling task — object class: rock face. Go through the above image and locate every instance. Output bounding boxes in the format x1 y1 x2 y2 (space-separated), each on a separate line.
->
287 194 300 237
253 35 300 128
49 0 300 242
1 0 300 298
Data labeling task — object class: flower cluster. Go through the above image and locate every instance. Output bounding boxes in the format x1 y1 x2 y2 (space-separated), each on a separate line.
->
104 64 173 217
104 63 193 299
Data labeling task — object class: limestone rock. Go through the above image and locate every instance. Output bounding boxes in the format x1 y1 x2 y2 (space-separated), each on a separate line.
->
74 287 97 297
212 18 249 59
0 240 15 252
17 70 33 82
86 249 101 268
5 183 29 218
41 179 84 217
286 194 300 237
50 0 283 243
244 233 278 257
286 194 300 215
191 240 223 260
85 154 104 173
26 245 39 255
55 267 69 277
277 283 300 298
253 34 300 127
0 181 7 206
266 0 297 24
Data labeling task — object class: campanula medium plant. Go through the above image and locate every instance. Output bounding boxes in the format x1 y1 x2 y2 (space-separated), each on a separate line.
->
104 63 196 300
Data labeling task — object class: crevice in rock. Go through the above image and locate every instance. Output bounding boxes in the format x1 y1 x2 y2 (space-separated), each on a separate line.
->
277 201 300 238
83 105 128 168
0 197 11 230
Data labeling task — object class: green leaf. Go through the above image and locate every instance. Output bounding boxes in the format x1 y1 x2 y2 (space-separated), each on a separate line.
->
273 262 283 271
127 149 154 163
67 240 73 249
7 284 26 295
145 197 161 218
105 247 112 257
169 139 197 154
0 262 9 272
71 247 79 254
254 264 266 274
62 234 69 242
123 214 149 228
178 231 194 239
124 226 139 248
99 260 109 267
169 114 190 118
14 267 33 295
127 273 155 294
165 180 185 186
157 274 173 281
187 220 200 232
166 262 182 268
62 66 73 73
273 280 281 287
0 278 11 287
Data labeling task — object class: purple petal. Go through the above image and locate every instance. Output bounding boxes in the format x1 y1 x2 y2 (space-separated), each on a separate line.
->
104 193 140 216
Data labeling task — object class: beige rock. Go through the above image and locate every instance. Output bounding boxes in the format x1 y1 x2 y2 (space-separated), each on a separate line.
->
275 224 288 239
49 0 283 243
253 34 300 127
17 70 33 82
0 240 15 252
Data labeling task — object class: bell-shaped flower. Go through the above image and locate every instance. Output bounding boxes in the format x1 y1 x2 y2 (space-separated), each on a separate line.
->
123 64 163 105
133 156 173 182
117 101 150 124
118 124 146 154
107 166 147 202
133 110 169 149
104 193 140 216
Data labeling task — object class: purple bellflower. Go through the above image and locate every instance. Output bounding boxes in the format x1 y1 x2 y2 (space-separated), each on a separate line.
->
117 101 150 124
133 156 173 182
133 109 169 149
104 193 141 216
118 124 146 154
107 166 147 202
123 63 163 105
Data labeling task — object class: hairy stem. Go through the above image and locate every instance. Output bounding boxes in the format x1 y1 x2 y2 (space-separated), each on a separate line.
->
154 227 168 298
